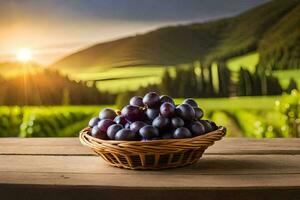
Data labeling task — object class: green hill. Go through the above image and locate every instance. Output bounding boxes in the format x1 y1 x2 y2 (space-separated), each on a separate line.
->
51 0 300 72
258 2 300 70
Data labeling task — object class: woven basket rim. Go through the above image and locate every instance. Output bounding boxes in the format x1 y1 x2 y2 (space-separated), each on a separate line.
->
80 126 226 146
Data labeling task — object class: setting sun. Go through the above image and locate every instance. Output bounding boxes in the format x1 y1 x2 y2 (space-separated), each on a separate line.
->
16 48 33 62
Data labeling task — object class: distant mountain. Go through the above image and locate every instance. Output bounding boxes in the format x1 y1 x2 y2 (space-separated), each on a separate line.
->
51 0 300 71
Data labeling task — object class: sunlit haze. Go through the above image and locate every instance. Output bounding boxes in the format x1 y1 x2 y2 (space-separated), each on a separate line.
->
16 48 32 62
0 0 268 65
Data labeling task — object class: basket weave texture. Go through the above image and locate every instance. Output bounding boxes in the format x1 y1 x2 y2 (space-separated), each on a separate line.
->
79 126 226 170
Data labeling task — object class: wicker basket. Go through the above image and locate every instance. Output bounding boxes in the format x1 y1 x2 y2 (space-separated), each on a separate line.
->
79 126 226 170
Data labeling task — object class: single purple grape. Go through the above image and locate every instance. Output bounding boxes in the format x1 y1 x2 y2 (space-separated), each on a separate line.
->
176 104 195 121
152 116 170 130
160 95 175 105
171 117 184 128
183 98 198 108
173 127 192 139
160 102 175 117
143 92 160 108
97 119 115 133
107 124 123 139
139 125 159 139
115 129 136 141
88 117 100 127
194 107 204 119
114 115 127 126
129 96 145 107
99 108 117 120
188 121 206 136
121 105 144 122
91 126 108 139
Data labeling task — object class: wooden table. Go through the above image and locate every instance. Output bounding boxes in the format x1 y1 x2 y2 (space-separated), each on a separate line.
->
0 138 299 200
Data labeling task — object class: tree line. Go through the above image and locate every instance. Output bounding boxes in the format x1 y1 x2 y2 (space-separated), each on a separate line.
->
0 69 116 105
0 63 298 106
115 62 297 108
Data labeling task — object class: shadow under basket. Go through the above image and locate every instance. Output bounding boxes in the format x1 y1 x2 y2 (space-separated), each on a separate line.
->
79 126 226 170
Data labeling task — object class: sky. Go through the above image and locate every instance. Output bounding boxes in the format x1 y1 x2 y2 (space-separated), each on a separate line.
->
0 0 268 65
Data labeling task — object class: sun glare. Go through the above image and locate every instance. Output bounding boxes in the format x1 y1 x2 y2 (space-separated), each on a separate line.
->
17 48 32 62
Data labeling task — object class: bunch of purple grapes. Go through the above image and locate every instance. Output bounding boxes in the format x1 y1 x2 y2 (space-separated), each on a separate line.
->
88 92 218 141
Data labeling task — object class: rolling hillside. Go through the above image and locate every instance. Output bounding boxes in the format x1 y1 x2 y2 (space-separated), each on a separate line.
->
258 2 300 70
51 0 300 71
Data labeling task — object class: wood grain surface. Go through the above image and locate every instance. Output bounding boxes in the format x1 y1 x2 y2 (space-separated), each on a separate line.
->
0 138 299 200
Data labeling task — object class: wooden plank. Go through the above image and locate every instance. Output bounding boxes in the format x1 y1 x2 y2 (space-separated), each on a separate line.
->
1 138 300 200
0 145 92 156
1 172 300 188
0 138 93 155
0 138 300 155
0 138 79 146
1 184 299 200
0 155 299 175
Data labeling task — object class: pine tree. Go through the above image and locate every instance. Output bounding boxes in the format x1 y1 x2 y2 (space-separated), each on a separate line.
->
217 62 231 97
160 69 173 95
237 68 253 96
286 78 298 93
266 76 282 95
199 63 206 96
252 72 262 96
207 64 214 97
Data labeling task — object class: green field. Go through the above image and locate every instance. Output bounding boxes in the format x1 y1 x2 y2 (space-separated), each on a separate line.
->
273 69 300 88
176 96 279 111
226 52 259 73
0 105 112 137
0 96 283 138
67 66 172 81
97 76 161 92
1 94 298 138
60 65 175 93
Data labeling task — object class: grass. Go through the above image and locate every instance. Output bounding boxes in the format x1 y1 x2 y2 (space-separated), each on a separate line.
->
65 65 177 93
273 69 300 88
175 96 279 111
0 105 115 137
226 52 259 73
97 76 162 92
67 66 173 81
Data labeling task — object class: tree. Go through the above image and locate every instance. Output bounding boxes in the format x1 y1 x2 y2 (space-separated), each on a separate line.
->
266 76 282 95
237 68 253 96
205 64 214 97
62 88 70 105
160 69 174 96
286 78 298 93
217 62 231 97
